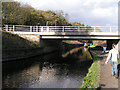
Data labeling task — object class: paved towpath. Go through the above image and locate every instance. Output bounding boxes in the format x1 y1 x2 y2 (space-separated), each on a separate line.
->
93 51 118 89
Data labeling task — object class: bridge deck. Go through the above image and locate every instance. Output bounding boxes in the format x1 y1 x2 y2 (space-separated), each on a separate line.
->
3 25 120 40
11 31 119 35
10 31 120 40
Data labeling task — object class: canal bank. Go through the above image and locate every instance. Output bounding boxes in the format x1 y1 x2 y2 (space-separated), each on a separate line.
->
2 31 61 62
97 51 118 89
82 49 119 89
81 49 100 88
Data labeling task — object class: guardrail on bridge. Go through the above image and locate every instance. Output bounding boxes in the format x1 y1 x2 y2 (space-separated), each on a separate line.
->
3 25 118 33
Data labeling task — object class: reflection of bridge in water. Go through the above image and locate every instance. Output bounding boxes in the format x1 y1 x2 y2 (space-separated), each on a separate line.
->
3 25 120 50
62 47 92 61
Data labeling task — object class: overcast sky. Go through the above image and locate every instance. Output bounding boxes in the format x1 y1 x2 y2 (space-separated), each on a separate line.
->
14 0 119 26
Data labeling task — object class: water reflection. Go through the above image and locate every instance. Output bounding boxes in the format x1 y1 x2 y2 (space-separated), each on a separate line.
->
62 47 92 61
2 46 93 88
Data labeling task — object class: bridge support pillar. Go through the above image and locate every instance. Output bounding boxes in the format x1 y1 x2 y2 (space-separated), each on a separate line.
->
107 39 119 50
40 38 62 53
117 40 120 52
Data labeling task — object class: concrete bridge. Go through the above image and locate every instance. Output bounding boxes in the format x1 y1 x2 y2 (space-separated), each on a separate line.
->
3 25 120 50
4 25 120 39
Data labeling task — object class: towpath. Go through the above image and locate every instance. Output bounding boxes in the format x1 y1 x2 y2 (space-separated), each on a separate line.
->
93 51 118 89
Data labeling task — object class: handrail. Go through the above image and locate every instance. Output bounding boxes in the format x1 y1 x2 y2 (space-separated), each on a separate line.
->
3 25 118 33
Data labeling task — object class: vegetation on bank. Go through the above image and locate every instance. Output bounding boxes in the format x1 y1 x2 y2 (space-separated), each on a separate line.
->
62 40 83 45
80 53 100 88
93 40 106 47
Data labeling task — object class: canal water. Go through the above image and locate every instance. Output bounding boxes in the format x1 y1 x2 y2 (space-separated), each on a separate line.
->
2 46 93 88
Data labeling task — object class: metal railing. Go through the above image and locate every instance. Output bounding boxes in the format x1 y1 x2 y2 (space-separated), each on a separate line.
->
3 25 118 33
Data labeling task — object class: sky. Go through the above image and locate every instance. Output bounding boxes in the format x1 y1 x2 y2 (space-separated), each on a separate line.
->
14 0 119 26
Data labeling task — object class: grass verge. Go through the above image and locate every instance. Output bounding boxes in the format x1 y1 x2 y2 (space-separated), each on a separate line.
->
80 53 100 88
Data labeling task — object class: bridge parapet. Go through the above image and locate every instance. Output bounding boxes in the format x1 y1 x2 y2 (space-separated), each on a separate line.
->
3 25 118 33
3 25 120 40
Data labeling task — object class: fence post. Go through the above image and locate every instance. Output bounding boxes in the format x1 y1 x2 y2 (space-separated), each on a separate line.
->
110 26 112 32
6 25 8 31
36 26 38 32
30 26 32 32
41 26 43 32
63 26 64 32
94 26 96 32
47 26 49 32
13 25 15 31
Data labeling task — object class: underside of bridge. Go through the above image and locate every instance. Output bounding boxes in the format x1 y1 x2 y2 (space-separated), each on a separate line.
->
40 38 62 53
15 33 120 52
107 39 119 50
40 38 120 51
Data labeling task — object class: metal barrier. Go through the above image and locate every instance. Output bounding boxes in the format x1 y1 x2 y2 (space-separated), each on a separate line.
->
3 25 118 33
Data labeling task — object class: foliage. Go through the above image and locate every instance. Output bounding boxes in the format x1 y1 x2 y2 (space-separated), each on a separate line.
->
80 54 100 88
93 40 106 46
2 2 70 26
62 40 82 44
2 2 34 25
70 22 84 26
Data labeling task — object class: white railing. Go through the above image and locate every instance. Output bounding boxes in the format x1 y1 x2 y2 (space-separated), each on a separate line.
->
3 25 118 33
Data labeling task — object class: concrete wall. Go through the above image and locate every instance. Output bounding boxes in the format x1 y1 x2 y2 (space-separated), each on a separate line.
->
18 34 40 45
17 34 62 53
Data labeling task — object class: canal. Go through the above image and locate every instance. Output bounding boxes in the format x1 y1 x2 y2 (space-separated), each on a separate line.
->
2 45 93 88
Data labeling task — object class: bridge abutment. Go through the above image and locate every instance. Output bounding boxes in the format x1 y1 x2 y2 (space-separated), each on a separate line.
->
16 34 62 53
